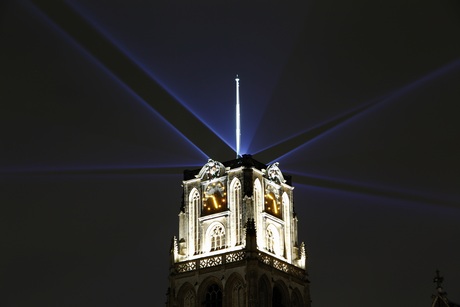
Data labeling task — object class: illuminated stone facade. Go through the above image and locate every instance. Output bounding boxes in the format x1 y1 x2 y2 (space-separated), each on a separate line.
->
166 154 311 307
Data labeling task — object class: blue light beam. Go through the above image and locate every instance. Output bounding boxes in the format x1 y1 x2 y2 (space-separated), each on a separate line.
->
30 0 234 160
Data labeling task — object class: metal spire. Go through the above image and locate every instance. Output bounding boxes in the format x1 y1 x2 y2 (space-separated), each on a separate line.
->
235 75 241 158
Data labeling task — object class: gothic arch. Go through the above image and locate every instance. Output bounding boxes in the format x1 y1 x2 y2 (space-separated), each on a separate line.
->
230 177 242 246
204 221 226 252
258 274 271 307
291 288 304 307
282 192 291 262
253 178 264 248
188 188 201 256
225 272 246 307
197 276 223 307
281 192 290 220
177 282 197 307
254 178 263 211
272 280 290 307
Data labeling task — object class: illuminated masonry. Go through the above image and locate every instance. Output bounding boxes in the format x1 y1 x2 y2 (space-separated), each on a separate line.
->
167 154 311 307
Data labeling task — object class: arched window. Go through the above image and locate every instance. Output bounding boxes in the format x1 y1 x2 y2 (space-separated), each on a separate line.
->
189 189 201 255
225 273 246 307
178 283 196 307
258 276 270 307
203 283 222 307
272 285 284 307
254 178 264 248
231 280 245 307
184 289 196 307
282 192 289 218
291 289 303 307
254 179 263 210
210 224 225 251
231 178 242 245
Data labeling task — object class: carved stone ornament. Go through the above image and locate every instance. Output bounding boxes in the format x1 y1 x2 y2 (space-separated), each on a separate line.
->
196 159 226 180
265 162 286 184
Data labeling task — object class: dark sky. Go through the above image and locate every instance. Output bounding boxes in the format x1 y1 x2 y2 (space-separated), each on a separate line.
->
1 0 460 306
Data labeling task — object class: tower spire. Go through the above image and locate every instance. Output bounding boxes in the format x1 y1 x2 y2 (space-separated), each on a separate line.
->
235 75 241 158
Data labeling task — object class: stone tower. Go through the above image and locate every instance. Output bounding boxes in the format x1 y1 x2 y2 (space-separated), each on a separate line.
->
166 154 311 307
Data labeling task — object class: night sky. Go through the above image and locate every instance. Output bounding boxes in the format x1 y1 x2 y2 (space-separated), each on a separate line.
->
1 1 460 306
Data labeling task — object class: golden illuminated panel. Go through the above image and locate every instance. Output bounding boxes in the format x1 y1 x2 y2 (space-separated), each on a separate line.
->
203 181 227 215
264 191 282 218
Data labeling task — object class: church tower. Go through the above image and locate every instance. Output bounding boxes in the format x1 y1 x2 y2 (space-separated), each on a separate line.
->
166 154 311 307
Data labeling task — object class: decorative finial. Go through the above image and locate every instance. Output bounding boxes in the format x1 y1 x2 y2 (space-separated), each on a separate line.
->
235 75 241 158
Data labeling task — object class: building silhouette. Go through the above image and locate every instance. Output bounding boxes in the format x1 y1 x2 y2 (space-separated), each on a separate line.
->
432 270 460 307
166 154 311 306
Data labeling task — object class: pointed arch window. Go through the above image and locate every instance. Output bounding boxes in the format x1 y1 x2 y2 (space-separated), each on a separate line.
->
291 290 303 307
258 276 269 307
282 192 289 219
254 178 264 249
254 179 263 210
184 289 196 307
210 225 225 251
189 189 201 255
272 285 284 307
191 189 200 209
203 283 222 307
231 180 241 205
231 280 245 307
231 178 242 245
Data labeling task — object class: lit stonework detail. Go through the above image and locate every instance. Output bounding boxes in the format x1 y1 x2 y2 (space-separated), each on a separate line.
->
169 155 311 307
196 159 226 180
177 157 304 265
266 162 285 184
230 178 242 246
188 189 200 257
207 223 226 251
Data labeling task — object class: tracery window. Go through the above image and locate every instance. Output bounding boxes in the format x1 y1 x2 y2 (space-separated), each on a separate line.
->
231 280 245 307
184 289 195 307
254 179 264 248
189 189 201 255
231 179 242 245
210 225 225 251
203 284 222 307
